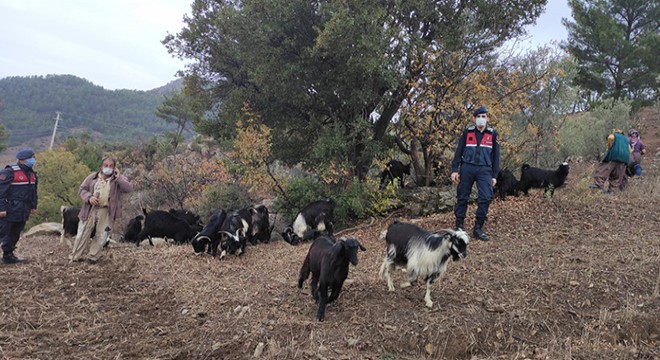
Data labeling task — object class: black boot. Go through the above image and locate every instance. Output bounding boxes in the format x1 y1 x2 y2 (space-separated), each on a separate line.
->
455 218 465 231
473 219 490 241
2 254 25 265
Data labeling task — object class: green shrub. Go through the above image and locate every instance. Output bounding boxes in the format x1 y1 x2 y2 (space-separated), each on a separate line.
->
274 176 326 222
370 179 401 215
560 103 632 161
334 178 376 227
197 183 253 219
27 149 91 229
275 176 395 230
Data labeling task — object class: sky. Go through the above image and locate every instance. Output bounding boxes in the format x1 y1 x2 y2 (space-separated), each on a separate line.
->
0 1 573 91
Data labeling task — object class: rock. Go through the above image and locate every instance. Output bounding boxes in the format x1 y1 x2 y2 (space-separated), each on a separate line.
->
23 222 63 237
398 187 460 217
253 342 265 357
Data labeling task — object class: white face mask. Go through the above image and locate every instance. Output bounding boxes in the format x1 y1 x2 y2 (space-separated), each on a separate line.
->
102 167 114 176
476 117 487 127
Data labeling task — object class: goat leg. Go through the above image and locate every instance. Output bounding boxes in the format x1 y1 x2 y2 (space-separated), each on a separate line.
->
316 282 329 321
310 275 320 303
326 283 342 304
379 258 396 291
424 278 434 308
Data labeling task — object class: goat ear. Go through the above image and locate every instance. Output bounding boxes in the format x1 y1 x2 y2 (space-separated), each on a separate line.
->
358 242 366 251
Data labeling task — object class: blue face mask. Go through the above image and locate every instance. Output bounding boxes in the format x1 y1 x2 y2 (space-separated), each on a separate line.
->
25 158 36 168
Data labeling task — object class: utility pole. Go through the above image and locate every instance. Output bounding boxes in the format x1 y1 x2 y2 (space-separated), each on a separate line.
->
49 111 61 150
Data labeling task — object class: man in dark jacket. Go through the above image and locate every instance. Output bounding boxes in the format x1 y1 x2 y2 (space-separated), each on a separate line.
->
0 149 38 264
450 106 500 241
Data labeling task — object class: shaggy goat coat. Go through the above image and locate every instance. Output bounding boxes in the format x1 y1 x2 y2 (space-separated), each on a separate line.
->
298 235 366 321
378 221 469 308
519 163 569 197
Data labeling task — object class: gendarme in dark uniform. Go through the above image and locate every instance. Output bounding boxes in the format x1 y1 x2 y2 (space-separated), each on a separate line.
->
0 148 38 264
450 107 500 241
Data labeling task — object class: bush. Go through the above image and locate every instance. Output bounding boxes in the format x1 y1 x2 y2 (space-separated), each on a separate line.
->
275 176 393 230
273 177 325 222
334 178 379 228
197 183 253 219
560 103 632 161
27 150 91 229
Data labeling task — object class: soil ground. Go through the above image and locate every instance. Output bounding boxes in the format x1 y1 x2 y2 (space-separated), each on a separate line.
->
1 111 659 359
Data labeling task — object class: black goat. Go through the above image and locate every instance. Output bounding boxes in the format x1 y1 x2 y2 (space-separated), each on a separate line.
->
380 159 411 189
297 234 366 321
519 162 569 197
137 209 197 246
378 221 469 308
250 205 273 244
59 206 96 247
122 215 144 243
495 168 520 200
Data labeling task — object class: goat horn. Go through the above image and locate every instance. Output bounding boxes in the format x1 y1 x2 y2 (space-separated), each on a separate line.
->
218 231 238 241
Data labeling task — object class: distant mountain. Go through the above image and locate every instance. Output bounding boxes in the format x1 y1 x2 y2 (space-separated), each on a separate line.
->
0 75 184 147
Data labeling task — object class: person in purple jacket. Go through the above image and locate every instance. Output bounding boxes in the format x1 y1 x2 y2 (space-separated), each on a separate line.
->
627 128 646 177
70 157 133 264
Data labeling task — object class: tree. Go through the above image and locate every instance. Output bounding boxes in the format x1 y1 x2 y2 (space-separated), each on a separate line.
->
229 103 276 199
137 155 228 209
507 49 581 167
164 0 546 177
395 47 559 186
562 0 659 104
27 150 90 227
155 85 206 155
0 124 7 153
60 134 105 171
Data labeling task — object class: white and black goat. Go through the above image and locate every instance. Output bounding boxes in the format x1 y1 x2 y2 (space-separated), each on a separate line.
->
282 198 335 245
297 233 366 321
191 210 227 255
378 221 469 308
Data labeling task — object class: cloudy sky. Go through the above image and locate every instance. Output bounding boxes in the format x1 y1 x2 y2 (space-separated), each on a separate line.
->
0 1 572 91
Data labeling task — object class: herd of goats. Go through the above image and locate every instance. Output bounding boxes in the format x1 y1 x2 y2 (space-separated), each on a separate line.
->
56 161 570 321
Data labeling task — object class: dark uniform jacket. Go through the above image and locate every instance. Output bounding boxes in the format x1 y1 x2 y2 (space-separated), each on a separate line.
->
451 126 500 178
0 164 38 222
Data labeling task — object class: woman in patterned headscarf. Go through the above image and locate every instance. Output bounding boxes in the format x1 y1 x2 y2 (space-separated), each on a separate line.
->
627 128 646 176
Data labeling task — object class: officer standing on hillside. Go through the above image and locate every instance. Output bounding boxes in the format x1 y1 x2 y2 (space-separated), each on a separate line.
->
451 106 500 241
0 149 38 264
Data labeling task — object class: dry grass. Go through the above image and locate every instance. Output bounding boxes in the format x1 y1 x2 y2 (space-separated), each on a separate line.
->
1 157 658 360
4 110 660 360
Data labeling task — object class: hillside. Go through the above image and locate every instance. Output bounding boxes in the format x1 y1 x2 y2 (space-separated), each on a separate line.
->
0 109 658 358
0 75 182 147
